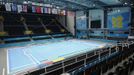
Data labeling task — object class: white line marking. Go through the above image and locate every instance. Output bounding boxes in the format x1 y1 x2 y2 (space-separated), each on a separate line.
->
23 49 40 64
22 49 36 65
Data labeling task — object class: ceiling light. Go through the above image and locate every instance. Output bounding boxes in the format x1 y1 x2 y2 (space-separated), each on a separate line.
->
93 4 96 7
117 9 120 12
124 2 128 5
56 6 60 9
131 3 133 6
23 1 28 4
52 3 54 5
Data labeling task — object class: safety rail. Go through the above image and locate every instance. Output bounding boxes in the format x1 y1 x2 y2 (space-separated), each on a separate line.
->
0 33 72 44
76 28 131 41
14 43 118 75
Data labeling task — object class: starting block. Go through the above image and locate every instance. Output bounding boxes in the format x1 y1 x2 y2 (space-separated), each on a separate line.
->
24 30 33 35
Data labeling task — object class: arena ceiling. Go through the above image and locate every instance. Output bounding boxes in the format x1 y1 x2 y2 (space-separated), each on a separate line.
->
2 0 134 10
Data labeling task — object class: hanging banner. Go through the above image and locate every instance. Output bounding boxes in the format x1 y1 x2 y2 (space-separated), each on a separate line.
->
60 10 66 15
67 11 75 16
5 3 11 11
11 4 17 12
44 7 48 13
41 7 44 13
22 5 27 12
36 6 41 13
57 9 61 15
17 5 22 13
107 12 130 30
48 8 51 14
52 8 57 14
32 6 36 13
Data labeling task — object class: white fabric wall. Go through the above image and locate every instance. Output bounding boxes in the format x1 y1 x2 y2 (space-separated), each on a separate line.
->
67 11 75 35
89 9 104 28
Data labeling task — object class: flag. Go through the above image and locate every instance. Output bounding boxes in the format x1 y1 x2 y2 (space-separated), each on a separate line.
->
67 11 75 16
57 9 61 15
41 7 43 13
52 8 57 14
22 5 27 12
17 5 22 13
55 9 58 14
60 10 66 15
52 8 55 14
32 6 35 13
36 6 41 13
44 7 48 13
48 8 51 14
63 10 66 15
5 3 11 11
11 4 17 12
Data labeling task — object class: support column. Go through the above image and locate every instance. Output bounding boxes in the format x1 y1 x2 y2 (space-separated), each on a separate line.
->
130 7 134 36
0 22 4 32
104 8 108 39
74 11 77 37
65 10 67 27
0 15 4 32
86 10 89 39
104 8 108 28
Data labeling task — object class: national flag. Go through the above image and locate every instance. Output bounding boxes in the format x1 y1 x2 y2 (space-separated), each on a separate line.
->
36 6 41 13
41 7 43 13
44 7 48 13
67 11 75 16
60 10 66 15
52 8 57 14
32 6 36 13
22 5 27 12
57 9 61 15
52 8 55 14
11 4 17 12
17 5 22 13
48 8 51 14
5 3 11 11
63 10 66 15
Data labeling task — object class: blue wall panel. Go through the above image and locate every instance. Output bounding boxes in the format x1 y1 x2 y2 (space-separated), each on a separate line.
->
107 7 131 38
107 12 130 30
76 11 88 38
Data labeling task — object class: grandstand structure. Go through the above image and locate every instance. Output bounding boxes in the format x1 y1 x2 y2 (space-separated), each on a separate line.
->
0 0 134 75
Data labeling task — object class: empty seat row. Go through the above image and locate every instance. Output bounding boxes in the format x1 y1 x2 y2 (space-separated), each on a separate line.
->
70 41 134 75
